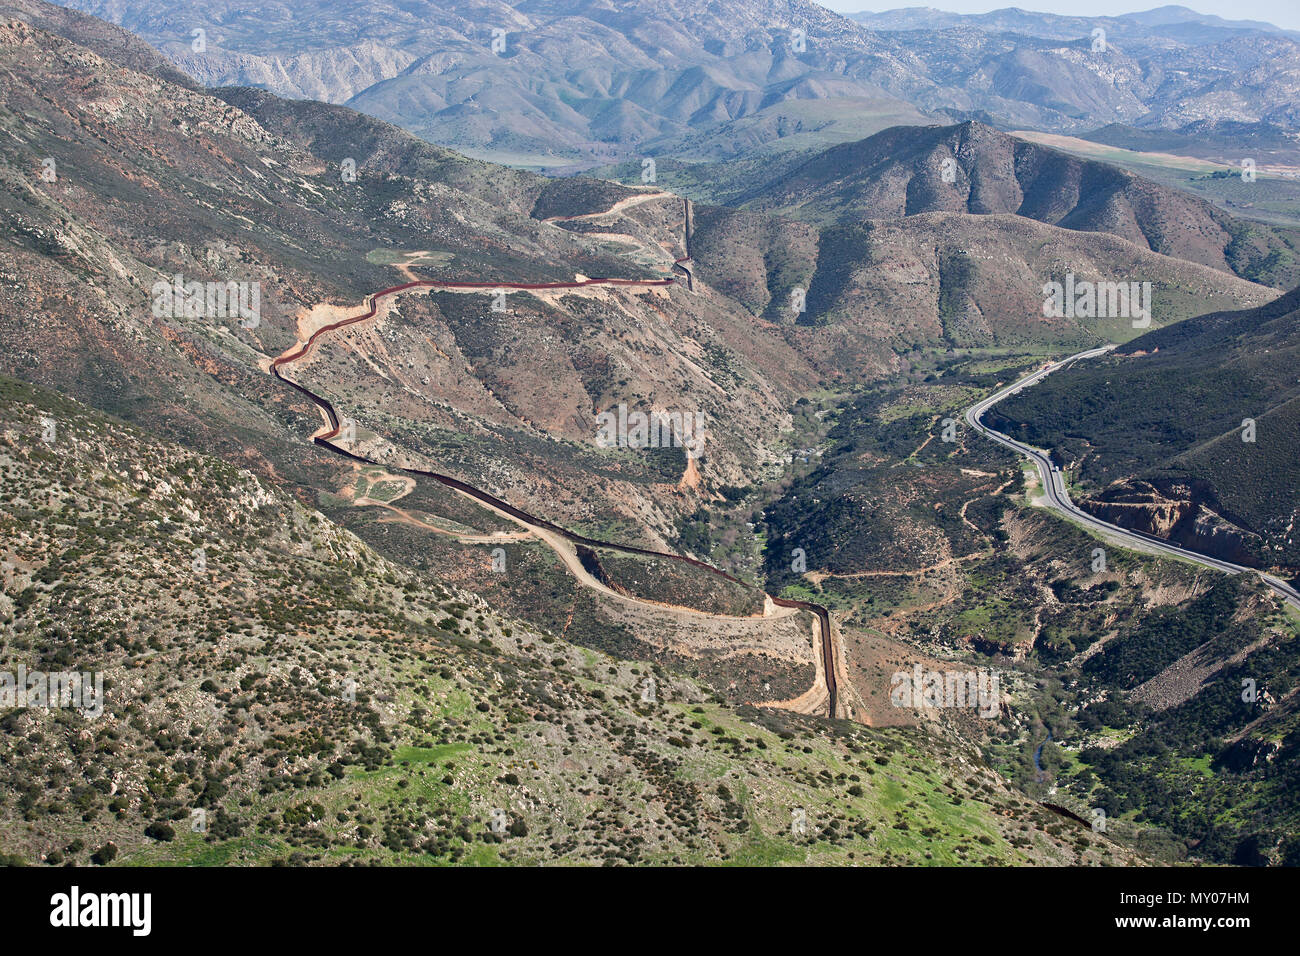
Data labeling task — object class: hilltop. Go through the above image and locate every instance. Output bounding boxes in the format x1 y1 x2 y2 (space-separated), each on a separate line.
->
732 122 1300 290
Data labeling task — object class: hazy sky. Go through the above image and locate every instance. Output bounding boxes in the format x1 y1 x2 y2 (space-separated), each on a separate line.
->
819 3 1300 32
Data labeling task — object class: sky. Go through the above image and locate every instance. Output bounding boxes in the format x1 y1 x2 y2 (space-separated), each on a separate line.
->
818 3 1300 32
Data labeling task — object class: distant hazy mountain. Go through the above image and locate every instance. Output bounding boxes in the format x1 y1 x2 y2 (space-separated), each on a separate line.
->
851 5 1300 42
1082 120 1300 167
53 0 1300 165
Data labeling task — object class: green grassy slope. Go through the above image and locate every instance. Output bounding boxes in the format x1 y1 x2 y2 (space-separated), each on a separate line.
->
0 375 1126 866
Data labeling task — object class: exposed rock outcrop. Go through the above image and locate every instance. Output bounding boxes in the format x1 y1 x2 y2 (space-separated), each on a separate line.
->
1080 479 1264 566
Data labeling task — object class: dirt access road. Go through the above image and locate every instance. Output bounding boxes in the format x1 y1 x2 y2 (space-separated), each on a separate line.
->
268 197 840 717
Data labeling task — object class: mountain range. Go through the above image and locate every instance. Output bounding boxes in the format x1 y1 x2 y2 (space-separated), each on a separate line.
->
730 121 1300 289
53 1 1300 165
8 0 1280 548
3 0 1300 868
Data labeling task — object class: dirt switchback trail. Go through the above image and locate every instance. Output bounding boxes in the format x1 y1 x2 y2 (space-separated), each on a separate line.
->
268 201 838 717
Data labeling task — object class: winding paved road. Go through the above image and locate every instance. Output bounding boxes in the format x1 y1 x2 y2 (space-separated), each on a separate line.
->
966 346 1300 611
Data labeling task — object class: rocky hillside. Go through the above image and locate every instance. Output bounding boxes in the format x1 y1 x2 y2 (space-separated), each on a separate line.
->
755 352 1300 865
733 122 1300 290
0 11 820 546
692 205 1276 354
0 0 195 85
5 6 1272 560
0 373 1133 866
989 287 1300 571
1 0 1296 870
